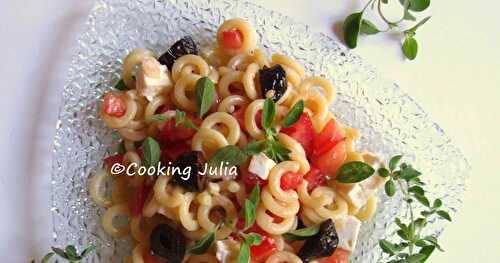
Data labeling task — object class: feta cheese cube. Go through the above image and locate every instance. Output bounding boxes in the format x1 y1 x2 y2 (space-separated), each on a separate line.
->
248 153 276 180
337 183 368 212
335 216 362 252
136 57 172 100
360 175 388 198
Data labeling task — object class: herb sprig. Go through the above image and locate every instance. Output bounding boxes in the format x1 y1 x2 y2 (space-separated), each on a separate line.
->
31 244 96 263
342 0 431 60
335 155 451 262
147 109 199 130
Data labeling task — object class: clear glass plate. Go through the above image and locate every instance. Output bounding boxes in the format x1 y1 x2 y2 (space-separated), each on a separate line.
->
51 0 470 262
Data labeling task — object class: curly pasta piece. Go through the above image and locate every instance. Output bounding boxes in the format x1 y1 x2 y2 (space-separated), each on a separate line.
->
217 18 257 56
173 73 202 112
293 91 328 132
197 194 237 239
201 112 241 145
88 168 113 208
298 77 335 104
355 195 378 222
271 54 305 79
227 49 269 70
171 54 210 81
218 70 248 99
244 99 265 139
241 63 261 99
122 48 155 89
277 133 310 174
101 92 138 129
217 95 248 113
192 128 230 159
102 203 130 238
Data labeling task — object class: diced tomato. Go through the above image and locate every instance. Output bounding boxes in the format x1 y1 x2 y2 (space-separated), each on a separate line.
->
304 166 326 191
241 166 268 193
142 246 163 263
317 248 350 263
222 29 244 49
129 183 153 217
280 113 315 156
157 114 201 143
312 140 347 178
160 141 191 163
104 154 124 175
103 92 127 117
250 234 277 262
280 172 303 190
313 119 346 157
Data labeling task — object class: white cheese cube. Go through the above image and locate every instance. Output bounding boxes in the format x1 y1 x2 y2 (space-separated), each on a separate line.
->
136 59 172 101
338 183 368 212
248 153 276 180
335 216 362 252
360 175 387 198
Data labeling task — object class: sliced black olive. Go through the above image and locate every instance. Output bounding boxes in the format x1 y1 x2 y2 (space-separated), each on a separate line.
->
172 151 207 192
298 219 339 262
259 64 287 102
150 224 186 263
158 36 198 70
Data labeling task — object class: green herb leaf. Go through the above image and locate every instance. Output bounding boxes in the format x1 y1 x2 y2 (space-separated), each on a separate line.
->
389 155 403 171
422 236 443 252
210 145 248 167
379 240 398 256
437 210 452 221
142 137 161 168
262 98 276 129
343 12 363 48
264 140 291 163
242 232 263 246
147 114 169 122
249 184 261 206
385 179 396 197
281 100 304 128
187 229 216 255
41 252 55 263
65 245 78 260
336 161 375 183
114 79 128 90
414 193 430 207
80 244 96 257
378 167 390 177
283 224 320 241
433 199 443 208
117 141 126 154
175 109 186 126
237 240 250 263
360 19 381 35
418 245 436 261
400 164 421 181
408 185 425 196
403 9 417 21
406 253 427 263
51 247 68 259
195 77 216 118
243 140 266 155
243 200 256 229
402 35 418 60
400 0 431 12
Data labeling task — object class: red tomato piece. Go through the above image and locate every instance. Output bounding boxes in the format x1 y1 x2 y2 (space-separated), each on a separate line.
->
104 154 124 175
303 166 327 191
241 166 268 193
129 183 153 217
103 92 127 117
280 172 303 190
250 234 277 262
313 119 346 157
222 29 244 49
280 113 315 156
317 248 350 263
142 246 163 263
312 140 347 178
157 114 201 143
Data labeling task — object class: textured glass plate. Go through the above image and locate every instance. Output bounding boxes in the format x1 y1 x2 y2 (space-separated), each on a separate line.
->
51 0 470 262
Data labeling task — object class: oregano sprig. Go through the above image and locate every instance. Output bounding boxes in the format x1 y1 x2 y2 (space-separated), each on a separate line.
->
342 0 432 60
32 244 96 263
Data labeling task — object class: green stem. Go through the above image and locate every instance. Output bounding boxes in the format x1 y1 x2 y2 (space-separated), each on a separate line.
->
398 180 415 256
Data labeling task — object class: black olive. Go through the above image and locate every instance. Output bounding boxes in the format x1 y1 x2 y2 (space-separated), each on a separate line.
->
298 219 339 262
259 64 287 102
158 36 198 70
149 224 186 263
172 151 207 192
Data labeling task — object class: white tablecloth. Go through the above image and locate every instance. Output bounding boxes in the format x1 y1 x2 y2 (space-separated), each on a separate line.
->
0 0 498 261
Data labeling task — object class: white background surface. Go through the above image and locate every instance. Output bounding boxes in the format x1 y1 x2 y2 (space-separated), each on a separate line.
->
0 0 498 262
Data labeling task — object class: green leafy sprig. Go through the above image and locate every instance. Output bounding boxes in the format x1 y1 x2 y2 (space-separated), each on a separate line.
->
342 0 431 60
31 244 96 263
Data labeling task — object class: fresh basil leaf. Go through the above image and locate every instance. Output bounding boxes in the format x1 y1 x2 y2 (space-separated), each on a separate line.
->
385 179 396 197
195 77 216 118
51 247 68 259
283 224 320 241
378 167 390 177
343 12 363 48
406 16 431 34
243 140 266 155
400 0 431 12
281 100 304 128
379 240 398 256
262 98 276 129
389 155 403 171
237 240 250 263
437 210 451 221
80 244 96 257
360 19 380 35
142 137 161 168
114 79 128 90
147 114 169 122
242 232 263 246
249 184 261 206
265 140 291 163
336 161 375 183
433 198 442 208
418 245 436 262
210 145 247 167
402 35 418 60
187 229 216 255
41 252 54 263
243 200 256 229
